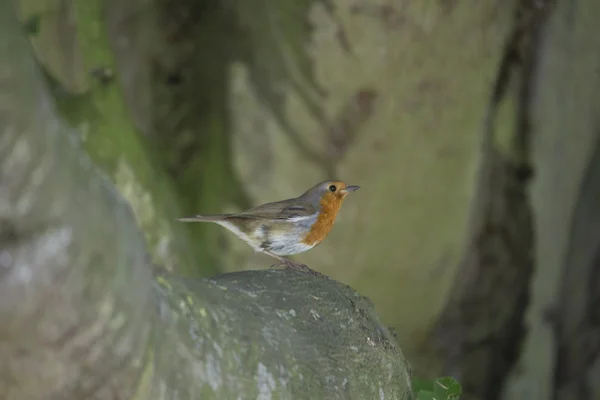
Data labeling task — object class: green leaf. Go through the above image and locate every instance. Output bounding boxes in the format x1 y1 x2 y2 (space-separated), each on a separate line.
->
413 376 462 400
416 390 437 400
433 376 462 399
412 377 435 393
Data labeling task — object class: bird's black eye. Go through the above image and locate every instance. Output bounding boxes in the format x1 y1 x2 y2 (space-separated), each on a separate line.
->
328 185 337 192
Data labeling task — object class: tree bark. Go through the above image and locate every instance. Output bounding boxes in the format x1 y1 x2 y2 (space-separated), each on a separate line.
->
432 0 600 399
503 0 600 398
431 0 547 397
553 136 600 400
17 0 209 276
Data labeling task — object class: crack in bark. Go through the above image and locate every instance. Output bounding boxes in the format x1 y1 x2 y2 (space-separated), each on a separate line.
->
431 0 556 399
553 134 600 400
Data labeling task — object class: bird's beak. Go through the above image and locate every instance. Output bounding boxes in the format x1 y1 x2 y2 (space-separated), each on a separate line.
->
341 185 360 194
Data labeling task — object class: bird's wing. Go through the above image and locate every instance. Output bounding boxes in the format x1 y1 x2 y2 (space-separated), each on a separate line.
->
232 199 317 220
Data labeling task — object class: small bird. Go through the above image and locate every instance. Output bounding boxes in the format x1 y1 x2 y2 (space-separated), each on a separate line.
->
178 180 360 274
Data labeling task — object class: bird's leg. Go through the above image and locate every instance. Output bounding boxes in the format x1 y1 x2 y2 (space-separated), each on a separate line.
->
263 251 327 278
268 253 310 272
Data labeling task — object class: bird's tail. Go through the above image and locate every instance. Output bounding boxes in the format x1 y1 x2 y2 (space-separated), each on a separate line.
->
178 214 230 223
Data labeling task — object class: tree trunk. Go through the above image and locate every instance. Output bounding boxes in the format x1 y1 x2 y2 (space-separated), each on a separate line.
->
432 0 600 398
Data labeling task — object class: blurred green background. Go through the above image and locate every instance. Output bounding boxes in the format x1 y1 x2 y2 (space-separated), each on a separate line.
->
16 0 600 399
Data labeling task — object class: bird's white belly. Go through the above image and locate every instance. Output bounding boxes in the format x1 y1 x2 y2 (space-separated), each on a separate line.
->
257 215 318 256
215 217 317 256
266 235 314 256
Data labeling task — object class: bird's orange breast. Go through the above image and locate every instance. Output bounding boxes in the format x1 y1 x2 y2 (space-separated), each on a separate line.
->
301 193 345 246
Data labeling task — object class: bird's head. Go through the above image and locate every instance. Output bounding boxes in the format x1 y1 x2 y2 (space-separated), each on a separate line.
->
301 180 360 207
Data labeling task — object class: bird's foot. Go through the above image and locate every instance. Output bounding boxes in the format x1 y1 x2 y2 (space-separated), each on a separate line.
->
271 258 329 279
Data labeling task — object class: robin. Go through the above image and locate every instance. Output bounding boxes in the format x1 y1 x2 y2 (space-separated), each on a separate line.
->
178 180 360 275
